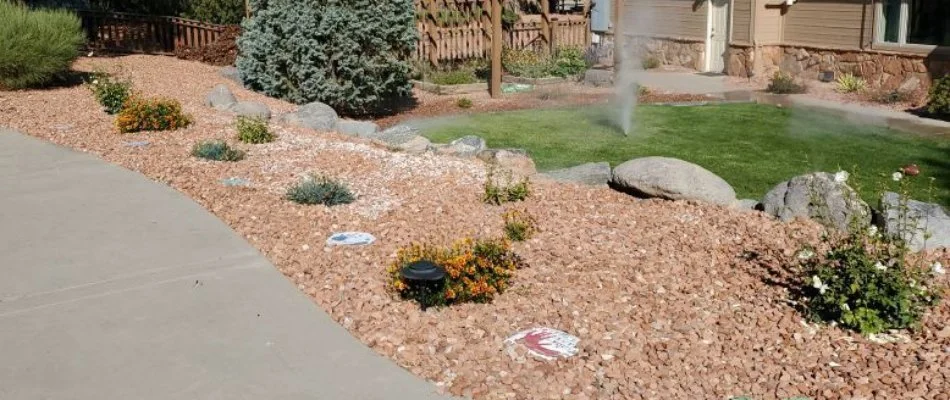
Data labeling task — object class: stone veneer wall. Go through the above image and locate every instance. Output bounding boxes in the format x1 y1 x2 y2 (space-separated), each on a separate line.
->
728 45 950 94
626 37 705 71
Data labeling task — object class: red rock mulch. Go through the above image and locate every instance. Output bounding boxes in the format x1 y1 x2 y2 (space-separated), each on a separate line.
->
1 55 948 400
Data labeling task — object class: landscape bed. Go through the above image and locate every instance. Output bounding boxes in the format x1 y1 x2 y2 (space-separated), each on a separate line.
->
419 104 950 204
1 55 949 400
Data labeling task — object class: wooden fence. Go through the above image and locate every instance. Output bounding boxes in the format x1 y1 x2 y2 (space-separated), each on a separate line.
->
416 14 589 64
78 10 227 54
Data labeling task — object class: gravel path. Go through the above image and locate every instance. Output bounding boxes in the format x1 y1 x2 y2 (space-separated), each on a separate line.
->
2 55 949 400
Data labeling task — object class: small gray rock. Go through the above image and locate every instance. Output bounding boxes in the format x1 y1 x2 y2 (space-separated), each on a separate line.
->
543 162 612 185
880 192 950 252
477 149 537 178
762 172 870 231
126 140 150 148
334 120 379 137
446 135 487 157
611 157 736 206
205 84 237 111
219 66 241 85
230 101 271 120
279 101 339 131
583 69 614 87
221 177 251 187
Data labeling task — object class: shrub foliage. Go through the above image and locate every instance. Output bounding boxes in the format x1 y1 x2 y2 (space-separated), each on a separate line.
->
835 73 866 94
927 74 950 118
502 209 537 242
285 174 356 206
483 167 531 205
237 0 416 116
86 70 132 114
115 96 193 133
387 238 527 308
0 2 84 89
235 115 273 143
182 0 244 24
192 140 245 161
766 72 807 94
502 47 587 79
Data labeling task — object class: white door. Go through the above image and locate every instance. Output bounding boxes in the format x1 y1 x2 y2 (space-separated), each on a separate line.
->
706 0 730 73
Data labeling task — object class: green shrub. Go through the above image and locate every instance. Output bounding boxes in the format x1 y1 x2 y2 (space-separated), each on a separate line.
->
182 0 245 24
501 47 588 79
286 174 356 206
430 69 478 85
235 116 273 144
387 237 527 308
0 2 83 89
926 74 950 117
191 140 245 161
549 47 587 78
796 175 943 334
115 96 193 133
835 73 866 94
641 56 661 70
456 97 473 109
502 209 537 242
483 167 531 205
766 72 807 94
86 70 132 114
237 0 416 116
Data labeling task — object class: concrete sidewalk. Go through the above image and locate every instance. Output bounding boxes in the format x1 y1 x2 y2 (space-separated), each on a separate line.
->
0 129 452 400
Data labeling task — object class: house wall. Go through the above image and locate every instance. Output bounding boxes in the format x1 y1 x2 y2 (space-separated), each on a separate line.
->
732 0 752 45
620 0 709 70
782 0 867 49
753 0 783 44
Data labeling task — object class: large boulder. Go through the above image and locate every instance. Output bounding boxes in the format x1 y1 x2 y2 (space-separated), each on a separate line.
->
762 172 870 231
230 101 272 120
880 192 950 252
477 149 537 178
436 135 487 158
205 84 237 111
278 101 339 131
543 162 612 186
334 120 379 137
373 125 431 154
610 157 736 206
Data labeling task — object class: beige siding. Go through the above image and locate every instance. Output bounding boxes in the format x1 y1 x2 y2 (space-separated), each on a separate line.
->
732 0 752 44
753 0 783 44
782 0 867 49
622 0 708 41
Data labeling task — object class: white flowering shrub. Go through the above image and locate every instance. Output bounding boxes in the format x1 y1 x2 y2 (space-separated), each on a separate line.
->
796 170 944 334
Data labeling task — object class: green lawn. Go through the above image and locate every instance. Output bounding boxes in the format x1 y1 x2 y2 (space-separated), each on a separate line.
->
419 103 950 205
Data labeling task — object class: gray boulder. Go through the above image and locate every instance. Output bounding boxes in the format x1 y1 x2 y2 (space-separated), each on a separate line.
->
279 101 339 131
762 172 870 231
334 120 379 137
219 66 242 85
543 162 612 185
230 101 271 120
880 192 950 252
611 157 736 206
477 149 537 178
444 135 487 157
205 84 236 111
583 69 614 87
374 125 431 154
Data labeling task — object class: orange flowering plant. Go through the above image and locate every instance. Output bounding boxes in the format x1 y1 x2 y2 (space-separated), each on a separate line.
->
115 96 192 133
387 237 527 308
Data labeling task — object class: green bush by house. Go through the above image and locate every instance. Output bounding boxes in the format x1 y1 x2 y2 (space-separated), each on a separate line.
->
0 1 84 89
237 0 416 116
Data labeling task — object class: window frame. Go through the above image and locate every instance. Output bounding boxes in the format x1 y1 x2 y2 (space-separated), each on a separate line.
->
873 0 947 53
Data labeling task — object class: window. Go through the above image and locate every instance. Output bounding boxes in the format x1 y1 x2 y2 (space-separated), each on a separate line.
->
878 0 950 47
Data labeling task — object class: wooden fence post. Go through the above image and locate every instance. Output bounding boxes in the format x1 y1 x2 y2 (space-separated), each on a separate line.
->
540 0 551 52
490 0 502 98
481 0 492 58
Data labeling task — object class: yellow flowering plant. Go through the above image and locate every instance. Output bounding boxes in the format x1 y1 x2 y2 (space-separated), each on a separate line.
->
387 237 527 308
